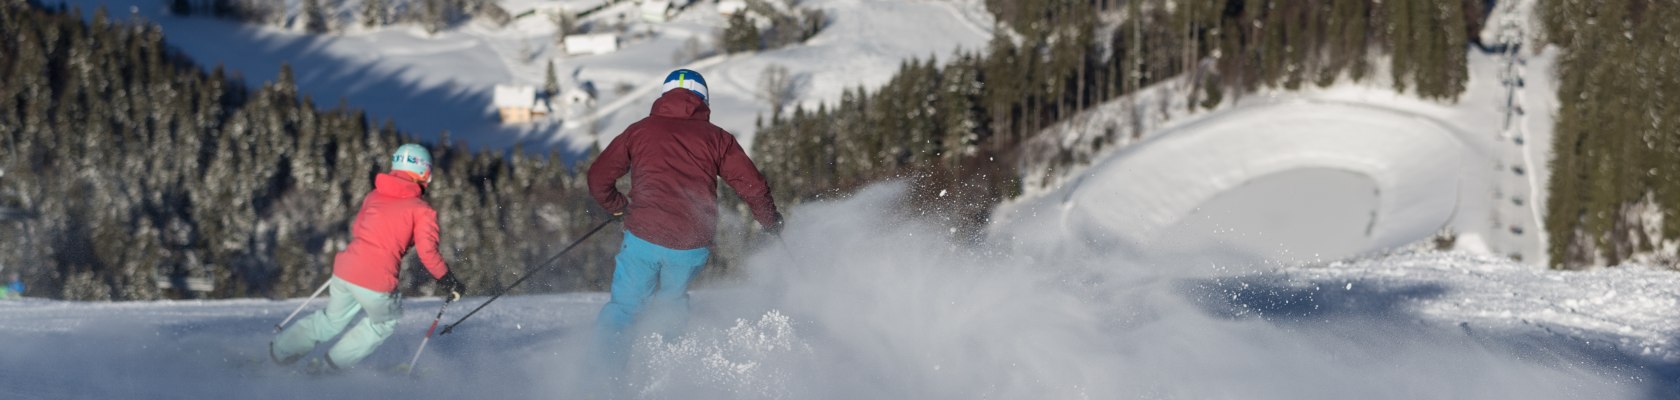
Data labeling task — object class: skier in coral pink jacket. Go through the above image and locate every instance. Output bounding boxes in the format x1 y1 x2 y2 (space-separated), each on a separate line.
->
271 144 466 371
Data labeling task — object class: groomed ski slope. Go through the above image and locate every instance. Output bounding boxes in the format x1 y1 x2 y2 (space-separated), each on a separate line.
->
3 185 1680 399
1009 0 1558 263
1000 39 1561 265
991 99 1467 265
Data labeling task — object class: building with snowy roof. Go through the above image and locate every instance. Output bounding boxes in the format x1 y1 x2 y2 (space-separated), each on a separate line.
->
558 83 598 119
564 33 620 56
717 0 747 16
494 84 551 124
641 0 674 22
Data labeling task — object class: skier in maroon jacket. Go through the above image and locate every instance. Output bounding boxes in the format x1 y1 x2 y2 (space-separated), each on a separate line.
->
587 68 782 375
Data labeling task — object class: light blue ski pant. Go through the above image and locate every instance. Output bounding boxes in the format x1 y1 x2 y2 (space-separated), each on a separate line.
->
272 276 402 367
592 231 710 371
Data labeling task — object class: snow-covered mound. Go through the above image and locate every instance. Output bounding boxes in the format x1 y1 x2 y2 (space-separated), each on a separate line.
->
998 43 1559 265
993 100 1467 265
3 185 1679 399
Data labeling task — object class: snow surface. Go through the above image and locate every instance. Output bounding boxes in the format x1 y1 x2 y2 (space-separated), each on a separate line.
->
3 185 1680 399
17 1 1680 398
993 99 1469 266
55 0 991 156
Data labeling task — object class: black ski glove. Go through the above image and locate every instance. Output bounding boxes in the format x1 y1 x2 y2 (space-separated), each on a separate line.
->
765 212 785 236
437 273 466 302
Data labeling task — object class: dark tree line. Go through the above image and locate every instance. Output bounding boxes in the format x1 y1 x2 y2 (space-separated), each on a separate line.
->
0 1 624 300
1542 0 1680 269
720 0 827 54
750 0 1482 238
0 0 1511 300
167 0 506 34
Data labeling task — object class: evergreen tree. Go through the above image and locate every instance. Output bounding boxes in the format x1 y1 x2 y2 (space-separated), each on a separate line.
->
721 12 761 53
1341 0 1373 82
362 0 387 28
170 0 192 16
1541 0 1680 268
545 59 559 98
1437 0 1467 100
423 0 446 35
303 0 328 34
937 52 985 166
1386 0 1416 93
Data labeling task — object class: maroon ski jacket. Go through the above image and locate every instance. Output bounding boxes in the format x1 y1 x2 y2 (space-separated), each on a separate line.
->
588 90 780 250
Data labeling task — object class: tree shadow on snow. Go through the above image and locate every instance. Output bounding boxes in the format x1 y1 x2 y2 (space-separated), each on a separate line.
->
135 15 594 160
1185 274 1448 322
1183 274 1680 399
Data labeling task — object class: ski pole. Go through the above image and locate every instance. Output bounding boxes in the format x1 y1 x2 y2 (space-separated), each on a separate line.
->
439 217 617 335
274 279 332 333
774 233 796 260
405 298 453 376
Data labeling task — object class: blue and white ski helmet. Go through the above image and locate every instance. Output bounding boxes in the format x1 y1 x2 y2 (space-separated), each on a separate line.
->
391 143 433 183
662 69 709 103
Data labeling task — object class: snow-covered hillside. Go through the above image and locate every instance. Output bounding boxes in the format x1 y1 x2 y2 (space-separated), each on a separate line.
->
56 0 991 156
1000 43 1558 265
3 185 1679 399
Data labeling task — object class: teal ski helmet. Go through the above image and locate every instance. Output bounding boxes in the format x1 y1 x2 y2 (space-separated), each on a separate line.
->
391 144 433 184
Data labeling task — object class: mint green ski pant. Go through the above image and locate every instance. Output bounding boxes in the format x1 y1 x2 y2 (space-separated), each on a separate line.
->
272 276 403 367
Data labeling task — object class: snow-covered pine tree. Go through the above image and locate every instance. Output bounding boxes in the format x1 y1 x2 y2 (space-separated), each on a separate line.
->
721 12 760 53
303 0 328 33
0 2 610 299
362 0 388 28
1543 0 1680 268
545 60 559 98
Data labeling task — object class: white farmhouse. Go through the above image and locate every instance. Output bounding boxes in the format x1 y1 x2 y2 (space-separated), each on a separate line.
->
718 0 747 16
494 84 545 123
641 0 674 22
564 33 620 56
558 83 598 119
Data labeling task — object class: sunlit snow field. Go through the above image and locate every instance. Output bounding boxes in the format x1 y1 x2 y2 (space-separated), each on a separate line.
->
52 0 992 156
